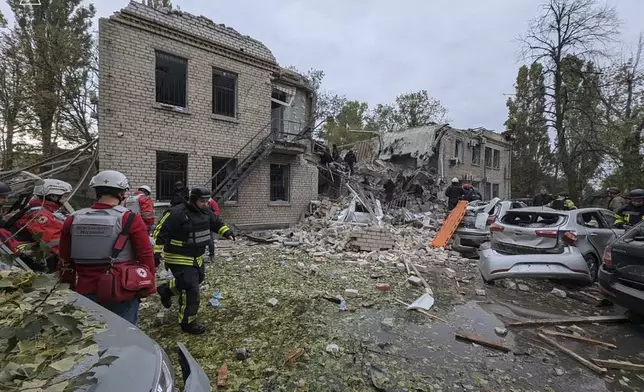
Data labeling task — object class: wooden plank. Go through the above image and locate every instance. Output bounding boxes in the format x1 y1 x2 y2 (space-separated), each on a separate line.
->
591 359 644 372
507 314 628 327
541 329 617 349
431 200 468 248
538 333 607 375
455 330 511 353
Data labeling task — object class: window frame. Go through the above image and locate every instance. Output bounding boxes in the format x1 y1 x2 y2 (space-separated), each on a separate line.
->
493 149 500 169
492 183 499 199
269 164 291 202
212 157 238 202
155 150 188 201
212 68 238 118
471 144 481 165
155 50 188 108
454 139 463 161
484 147 492 168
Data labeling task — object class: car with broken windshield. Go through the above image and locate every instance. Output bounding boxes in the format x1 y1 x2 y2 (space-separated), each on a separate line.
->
0 256 210 392
455 199 527 248
599 221 644 316
478 207 624 284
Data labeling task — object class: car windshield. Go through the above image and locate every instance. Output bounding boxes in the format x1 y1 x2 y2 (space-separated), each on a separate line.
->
501 211 566 227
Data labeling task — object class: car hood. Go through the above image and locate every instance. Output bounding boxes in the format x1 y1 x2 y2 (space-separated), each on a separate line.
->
60 294 161 392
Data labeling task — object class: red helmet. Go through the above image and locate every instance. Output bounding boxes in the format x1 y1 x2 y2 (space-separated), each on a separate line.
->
463 184 472 189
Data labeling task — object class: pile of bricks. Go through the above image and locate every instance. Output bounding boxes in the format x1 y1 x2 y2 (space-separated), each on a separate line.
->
349 227 395 252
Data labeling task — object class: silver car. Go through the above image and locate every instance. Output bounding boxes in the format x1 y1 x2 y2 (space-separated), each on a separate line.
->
479 207 624 284
455 200 527 248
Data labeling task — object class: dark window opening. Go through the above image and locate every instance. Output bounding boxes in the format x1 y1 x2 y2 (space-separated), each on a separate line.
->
492 183 499 198
212 157 238 201
484 147 492 168
471 145 481 165
213 68 237 117
270 164 290 202
455 140 463 161
485 182 492 201
155 51 187 107
156 151 187 201
493 149 500 169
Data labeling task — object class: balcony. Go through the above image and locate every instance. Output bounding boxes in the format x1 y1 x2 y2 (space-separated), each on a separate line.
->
271 119 309 155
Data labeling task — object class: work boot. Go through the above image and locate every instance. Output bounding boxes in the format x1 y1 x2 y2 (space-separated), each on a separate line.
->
181 321 207 335
157 284 172 309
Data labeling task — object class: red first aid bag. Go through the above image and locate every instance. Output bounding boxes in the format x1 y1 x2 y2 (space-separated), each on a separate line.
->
96 213 155 304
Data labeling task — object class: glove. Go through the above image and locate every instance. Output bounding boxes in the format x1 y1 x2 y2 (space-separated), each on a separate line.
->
229 234 236 241
154 253 162 268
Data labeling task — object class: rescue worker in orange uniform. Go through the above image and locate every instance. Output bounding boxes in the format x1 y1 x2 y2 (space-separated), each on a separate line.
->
124 185 155 233
13 179 71 271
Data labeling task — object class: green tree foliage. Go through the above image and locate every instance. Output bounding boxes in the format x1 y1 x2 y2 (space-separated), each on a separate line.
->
8 0 96 157
323 100 372 146
0 10 6 28
505 63 553 197
366 90 448 133
520 0 619 203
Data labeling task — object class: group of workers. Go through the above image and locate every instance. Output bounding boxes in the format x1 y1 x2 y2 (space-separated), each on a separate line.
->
444 178 484 210
0 172 233 335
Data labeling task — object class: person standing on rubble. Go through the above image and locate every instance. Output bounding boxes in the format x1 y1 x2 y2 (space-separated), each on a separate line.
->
171 181 189 207
461 184 482 202
532 188 553 207
124 185 155 233
444 178 463 210
384 179 396 203
614 189 644 229
607 187 627 213
344 150 357 175
332 144 340 162
154 187 236 335
58 170 156 326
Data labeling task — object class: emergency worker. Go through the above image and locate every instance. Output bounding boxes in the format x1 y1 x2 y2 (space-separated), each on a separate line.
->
614 189 644 229
461 183 482 202
154 187 235 335
124 185 155 232
444 178 463 210
607 187 627 213
58 170 155 325
13 179 71 271
547 192 577 210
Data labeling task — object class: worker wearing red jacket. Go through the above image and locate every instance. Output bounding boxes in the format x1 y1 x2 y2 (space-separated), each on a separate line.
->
124 185 155 232
13 179 72 271
59 170 155 325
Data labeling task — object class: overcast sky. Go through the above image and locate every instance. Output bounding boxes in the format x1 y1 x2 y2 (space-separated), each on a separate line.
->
2 0 644 132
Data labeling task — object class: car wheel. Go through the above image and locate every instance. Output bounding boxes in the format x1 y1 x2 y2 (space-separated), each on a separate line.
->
481 273 496 285
584 253 599 283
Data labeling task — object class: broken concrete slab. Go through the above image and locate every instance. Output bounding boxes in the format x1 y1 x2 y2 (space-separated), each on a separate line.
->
407 275 423 287
551 288 567 298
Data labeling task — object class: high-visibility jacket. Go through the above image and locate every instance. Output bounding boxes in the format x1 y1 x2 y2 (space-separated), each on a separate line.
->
548 198 576 211
124 191 155 231
14 199 64 256
153 203 232 267
614 203 644 228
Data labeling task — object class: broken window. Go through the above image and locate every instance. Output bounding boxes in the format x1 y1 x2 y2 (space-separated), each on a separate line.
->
471 145 481 165
212 157 238 201
155 51 187 107
485 182 492 200
212 68 237 117
484 147 492 167
454 140 463 161
492 183 499 198
493 149 500 169
270 164 290 202
156 151 188 201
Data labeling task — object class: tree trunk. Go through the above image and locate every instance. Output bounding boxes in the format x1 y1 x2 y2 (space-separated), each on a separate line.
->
4 121 14 170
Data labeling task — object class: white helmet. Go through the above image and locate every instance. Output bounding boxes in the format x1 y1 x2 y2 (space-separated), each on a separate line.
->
138 185 152 194
33 179 72 197
89 170 130 190
451 177 459 183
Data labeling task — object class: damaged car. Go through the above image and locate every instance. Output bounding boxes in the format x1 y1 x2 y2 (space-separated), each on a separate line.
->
599 222 644 316
455 198 527 248
479 207 624 284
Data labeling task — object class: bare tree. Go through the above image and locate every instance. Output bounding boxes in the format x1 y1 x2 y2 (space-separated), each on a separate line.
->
520 0 620 202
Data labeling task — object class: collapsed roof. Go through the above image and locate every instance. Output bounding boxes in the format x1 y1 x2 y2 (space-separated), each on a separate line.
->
378 124 449 165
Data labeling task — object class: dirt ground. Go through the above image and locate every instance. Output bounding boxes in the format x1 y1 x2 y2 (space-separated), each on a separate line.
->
138 241 644 392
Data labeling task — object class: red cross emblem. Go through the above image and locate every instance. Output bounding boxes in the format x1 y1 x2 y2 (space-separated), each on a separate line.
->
103 179 109 184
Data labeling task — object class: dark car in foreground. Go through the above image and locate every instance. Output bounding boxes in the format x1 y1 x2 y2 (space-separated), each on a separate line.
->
0 255 210 392
599 222 644 316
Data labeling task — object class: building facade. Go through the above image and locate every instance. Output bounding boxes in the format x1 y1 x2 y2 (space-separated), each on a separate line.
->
98 2 318 228
437 128 512 200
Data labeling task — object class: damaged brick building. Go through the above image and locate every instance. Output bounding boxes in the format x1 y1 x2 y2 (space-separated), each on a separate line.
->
97 2 318 228
378 124 513 200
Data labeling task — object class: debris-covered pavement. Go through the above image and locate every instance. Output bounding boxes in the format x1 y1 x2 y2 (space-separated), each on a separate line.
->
138 209 644 391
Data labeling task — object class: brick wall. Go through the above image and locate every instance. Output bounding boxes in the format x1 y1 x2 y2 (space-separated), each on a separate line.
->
439 130 511 200
350 227 395 252
98 8 317 228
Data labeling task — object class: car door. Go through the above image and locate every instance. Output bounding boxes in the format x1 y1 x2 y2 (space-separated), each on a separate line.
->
580 210 617 257
599 209 626 239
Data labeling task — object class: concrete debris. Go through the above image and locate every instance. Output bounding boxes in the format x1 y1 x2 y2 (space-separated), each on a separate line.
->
376 283 393 291
344 289 359 298
445 268 457 278
236 348 250 360
502 280 517 290
554 368 565 376
551 288 567 298
407 276 423 287
325 343 340 354
381 318 395 329
494 327 508 337
475 289 487 297
267 298 278 307
517 284 530 292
